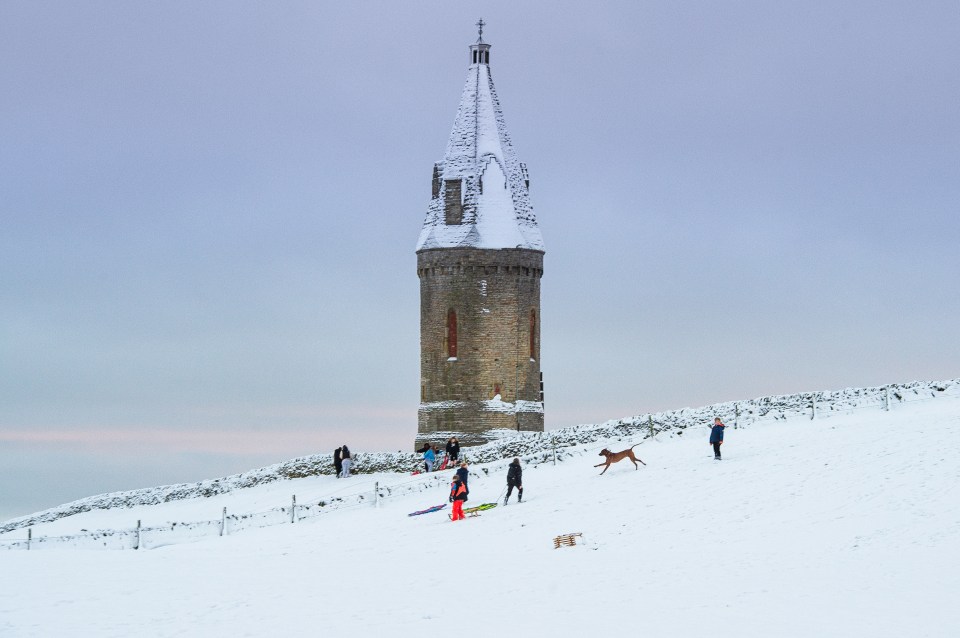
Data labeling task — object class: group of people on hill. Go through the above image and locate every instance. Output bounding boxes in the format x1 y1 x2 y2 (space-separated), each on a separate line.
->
332 445 352 478
418 437 462 473
329 417 725 514
414 436 525 523
449 456 522 521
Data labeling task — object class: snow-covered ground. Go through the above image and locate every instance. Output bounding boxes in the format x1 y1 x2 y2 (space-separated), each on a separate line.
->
2 389 959 637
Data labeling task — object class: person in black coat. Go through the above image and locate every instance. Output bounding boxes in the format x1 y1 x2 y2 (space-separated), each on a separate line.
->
333 447 343 478
340 445 352 477
504 457 523 505
456 461 469 496
445 437 460 465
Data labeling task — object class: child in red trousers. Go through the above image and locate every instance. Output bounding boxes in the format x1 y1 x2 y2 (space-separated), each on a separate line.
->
449 475 467 521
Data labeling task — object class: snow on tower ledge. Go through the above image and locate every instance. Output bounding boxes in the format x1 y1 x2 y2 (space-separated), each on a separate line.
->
416 39 544 252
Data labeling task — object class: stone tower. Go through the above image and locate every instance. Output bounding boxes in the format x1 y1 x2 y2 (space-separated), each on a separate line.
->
415 29 545 449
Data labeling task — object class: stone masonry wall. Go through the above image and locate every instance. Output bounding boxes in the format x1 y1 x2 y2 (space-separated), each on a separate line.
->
417 247 544 448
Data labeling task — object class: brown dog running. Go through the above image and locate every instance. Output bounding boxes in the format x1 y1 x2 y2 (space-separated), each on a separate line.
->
595 444 646 475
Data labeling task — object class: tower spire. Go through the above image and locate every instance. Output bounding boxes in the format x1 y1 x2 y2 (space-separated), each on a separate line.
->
417 22 542 252
476 18 485 43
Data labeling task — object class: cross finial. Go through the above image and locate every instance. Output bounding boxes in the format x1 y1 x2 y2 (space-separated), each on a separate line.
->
476 18 485 42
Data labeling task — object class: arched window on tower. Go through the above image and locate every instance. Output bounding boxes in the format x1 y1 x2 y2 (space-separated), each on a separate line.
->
529 309 537 360
447 309 458 360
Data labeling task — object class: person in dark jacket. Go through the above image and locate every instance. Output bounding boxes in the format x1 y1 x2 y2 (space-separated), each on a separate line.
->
456 461 469 496
333 447 343 478
340 445 352 477
504 457 523 505
449 475 468 521
445 437 460 465
709 418 726 460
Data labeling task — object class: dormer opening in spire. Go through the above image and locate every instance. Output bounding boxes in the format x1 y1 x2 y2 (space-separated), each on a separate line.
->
444 179 463 225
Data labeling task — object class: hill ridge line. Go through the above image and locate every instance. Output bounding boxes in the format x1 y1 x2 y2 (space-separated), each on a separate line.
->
3 377 955 532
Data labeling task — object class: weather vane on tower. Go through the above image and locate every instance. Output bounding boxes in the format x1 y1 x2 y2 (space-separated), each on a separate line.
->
476 18 485 42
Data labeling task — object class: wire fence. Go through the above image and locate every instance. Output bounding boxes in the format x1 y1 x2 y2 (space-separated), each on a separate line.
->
1 381 951 551
0 468 466 551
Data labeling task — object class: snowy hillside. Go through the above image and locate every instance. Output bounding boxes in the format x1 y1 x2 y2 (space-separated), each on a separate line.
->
2 381 959 637
2 379 952 535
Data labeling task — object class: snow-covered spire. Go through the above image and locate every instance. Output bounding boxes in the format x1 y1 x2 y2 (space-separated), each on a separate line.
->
416 30 544 252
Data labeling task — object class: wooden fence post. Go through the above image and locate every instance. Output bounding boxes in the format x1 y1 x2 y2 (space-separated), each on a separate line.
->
27 527 31 551
885 386 890 411
811 393 817 420
291 495 297 523
374 482 379 508
135 520 141 550
220 507 227 537
734 404 740 429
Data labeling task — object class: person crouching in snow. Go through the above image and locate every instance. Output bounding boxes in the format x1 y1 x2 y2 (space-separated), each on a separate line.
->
449 475 468 521
423 445 436 473
709 418 726 460
504 458 523 505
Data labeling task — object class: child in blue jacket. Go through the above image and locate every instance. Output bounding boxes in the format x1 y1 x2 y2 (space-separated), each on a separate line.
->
709 418 726 460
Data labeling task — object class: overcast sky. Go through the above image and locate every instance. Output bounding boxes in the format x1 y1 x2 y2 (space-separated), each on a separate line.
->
2 1 958 520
